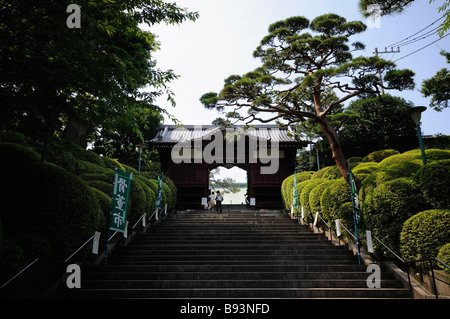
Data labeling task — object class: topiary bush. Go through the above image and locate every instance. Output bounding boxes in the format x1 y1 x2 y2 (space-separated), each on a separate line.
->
360 160 422 202
299 179 327 215
308 180 335 220
362 149 399 163
281 172 314 210
400 209 450 262
311 166 335 180
413 159 450 209
320 178 351 223
1 161 101 261
437 243 450 274
0 142 41 166
102 157 125 171
364 177 428 256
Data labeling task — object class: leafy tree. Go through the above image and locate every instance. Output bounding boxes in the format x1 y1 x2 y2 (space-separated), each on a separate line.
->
340 94 418 157
0 0 198 149
359 0 450 36
421 50 450 111
200 14 415 189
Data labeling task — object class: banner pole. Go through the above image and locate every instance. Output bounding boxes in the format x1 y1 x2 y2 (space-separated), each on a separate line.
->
348 165 361 265
105 230 110 266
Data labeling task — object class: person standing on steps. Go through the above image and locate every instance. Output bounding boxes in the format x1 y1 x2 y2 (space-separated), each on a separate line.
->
215 190 223 214
208 191 216 210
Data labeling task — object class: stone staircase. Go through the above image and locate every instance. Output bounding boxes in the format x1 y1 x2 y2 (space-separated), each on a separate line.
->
66 207 411 298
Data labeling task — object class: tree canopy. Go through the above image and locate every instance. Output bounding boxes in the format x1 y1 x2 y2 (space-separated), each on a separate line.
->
359 0 450 36
200 14 415 188
421 50 450 111
0 0 198 148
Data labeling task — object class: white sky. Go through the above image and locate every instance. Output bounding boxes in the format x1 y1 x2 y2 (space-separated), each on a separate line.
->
147 0 450 182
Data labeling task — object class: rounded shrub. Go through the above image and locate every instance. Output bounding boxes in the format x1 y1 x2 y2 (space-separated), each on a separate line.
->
400 209 450 262
0 239 27 285
437 243 450 274
102 157 125 171
360 160 422 202
89 187 110 233
0 130 31 146
379 149 422 166
0 142 41 166
362 149 399 163
281 172 314 209
320 178 351 222
299 179 327 214
2 161 101 260
352 162 379 175
128 179 147 225
311 166 335 180
413 159 450 209
364 177 427 255
309 180 335 219
77 160 112 175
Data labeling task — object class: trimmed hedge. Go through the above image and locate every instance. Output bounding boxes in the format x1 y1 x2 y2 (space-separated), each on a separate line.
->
413 159 450 209
320 178 351 223
360 160 422 202
364 178 428 255
437 243 450 274
362 149 399 163
281 171 314 209
400 209 450 262
311 166 335 180
1 161 101 260
308 180 335 219
299 179 327 215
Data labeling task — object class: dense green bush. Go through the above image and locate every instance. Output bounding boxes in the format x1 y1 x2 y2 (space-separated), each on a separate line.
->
0 130 31 146
102 157 125 171
311 166 335 180
352 162 379 175
364 178 427 255
437 243 450 274
413 159 450 209
308 180 335 219
0 239 27 284
1 161 101 260
77 160 112 175
360 160 422 202
299 179 327 215
0 142 41 166
281 171 314 209
89 187 110 233
320 178 351 223
379 149 450 166
362 149 399 163
400 209 450 262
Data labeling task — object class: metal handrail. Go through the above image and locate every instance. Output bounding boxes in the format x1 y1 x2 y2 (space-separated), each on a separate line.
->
291 207 449 299
0 258 40 291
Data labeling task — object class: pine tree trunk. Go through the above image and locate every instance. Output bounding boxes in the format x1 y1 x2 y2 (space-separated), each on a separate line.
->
318 116 361 191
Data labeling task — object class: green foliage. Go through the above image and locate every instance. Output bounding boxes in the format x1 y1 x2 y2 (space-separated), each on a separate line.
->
352 162 380 175
1 161 101 260
360 160 422 202
281 172 314 209
320 178 351 223
414 159 450 209
363 178 427 255
311 166 336 180
0 142 41 165
77 160 112 175
89 187 110 234
400 209 450 261
362 149 399 163
437 243 450 274
102 157 125 171
308 180 335 219
299 179 327 214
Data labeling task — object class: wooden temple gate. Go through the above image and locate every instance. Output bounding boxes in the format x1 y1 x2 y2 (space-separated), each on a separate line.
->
148 125 306 209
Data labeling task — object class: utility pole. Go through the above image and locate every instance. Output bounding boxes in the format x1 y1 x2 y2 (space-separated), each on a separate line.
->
374 47 401 94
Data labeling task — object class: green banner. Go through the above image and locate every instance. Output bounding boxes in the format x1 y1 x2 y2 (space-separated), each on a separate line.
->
109 169 133 233
155 173 164 210
349 168 362 231
292 172 299 210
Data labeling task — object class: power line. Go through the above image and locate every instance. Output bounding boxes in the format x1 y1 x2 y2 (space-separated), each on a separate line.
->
388 15 445 47
396 26 441 47
393 33 450 62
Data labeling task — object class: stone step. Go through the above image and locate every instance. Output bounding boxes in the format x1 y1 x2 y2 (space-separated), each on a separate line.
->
69 287 411 299
63 210 409 299
82 279 405 289
82 270 398 281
